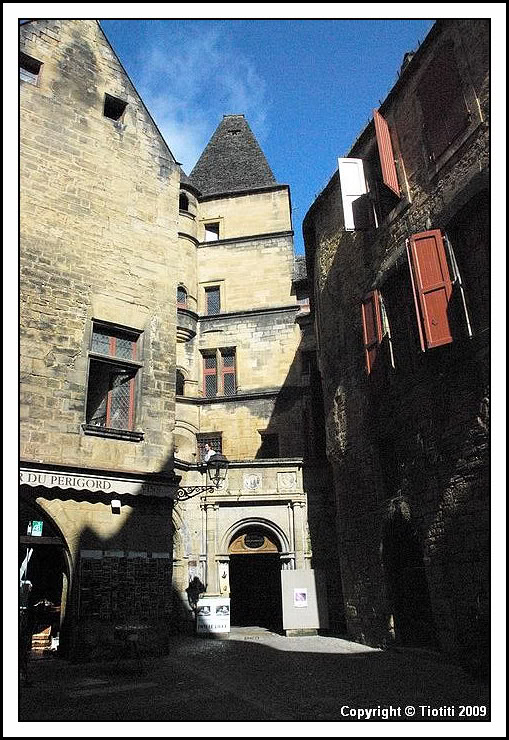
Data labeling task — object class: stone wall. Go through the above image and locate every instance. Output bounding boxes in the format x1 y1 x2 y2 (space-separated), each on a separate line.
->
20 20 180 474
303 19 489 670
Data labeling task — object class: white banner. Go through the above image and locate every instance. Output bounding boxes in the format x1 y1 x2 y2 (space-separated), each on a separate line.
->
19 467 176 497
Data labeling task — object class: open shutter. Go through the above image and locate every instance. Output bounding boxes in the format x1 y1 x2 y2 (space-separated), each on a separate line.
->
338 158 368 231
361 290 382 373
418 45 469 161
373 109 400 197
407 230 453 349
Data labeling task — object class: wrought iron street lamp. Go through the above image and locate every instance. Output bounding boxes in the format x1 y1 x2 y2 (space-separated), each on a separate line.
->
174 457 229 501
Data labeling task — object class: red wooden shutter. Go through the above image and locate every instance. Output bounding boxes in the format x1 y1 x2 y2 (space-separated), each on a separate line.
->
361 290 382 374
373 109 400 197
407 230 453 349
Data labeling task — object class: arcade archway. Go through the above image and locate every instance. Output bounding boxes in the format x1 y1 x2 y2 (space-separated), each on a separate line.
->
19 499 70 655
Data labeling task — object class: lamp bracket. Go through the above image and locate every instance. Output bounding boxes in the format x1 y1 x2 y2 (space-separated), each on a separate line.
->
175 486 215 501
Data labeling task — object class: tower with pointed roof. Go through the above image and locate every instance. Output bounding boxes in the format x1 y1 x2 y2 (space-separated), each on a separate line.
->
173 114 340 633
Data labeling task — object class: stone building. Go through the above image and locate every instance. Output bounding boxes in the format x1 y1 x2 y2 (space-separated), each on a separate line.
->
302 19 489 673
19 19 339 658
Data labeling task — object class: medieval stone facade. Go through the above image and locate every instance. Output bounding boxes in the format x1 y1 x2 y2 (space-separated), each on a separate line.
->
303 19 489 674
19 20 339 658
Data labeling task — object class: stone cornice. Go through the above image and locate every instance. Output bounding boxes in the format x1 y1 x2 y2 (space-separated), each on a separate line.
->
199 304 298 322
197 183 290 203
197 230 294 248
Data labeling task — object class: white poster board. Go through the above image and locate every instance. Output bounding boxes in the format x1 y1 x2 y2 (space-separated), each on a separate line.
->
196 597 231 634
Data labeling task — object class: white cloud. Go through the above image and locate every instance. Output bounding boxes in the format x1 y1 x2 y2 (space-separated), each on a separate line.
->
133 24 270 173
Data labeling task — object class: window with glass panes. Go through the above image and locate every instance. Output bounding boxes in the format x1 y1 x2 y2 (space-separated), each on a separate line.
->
202 349 236 398
203 353 218 398
177 285 188 308
86 325 141 431
197 433 223 461
221 349 236 396
20 52 42 84
205 287 220 315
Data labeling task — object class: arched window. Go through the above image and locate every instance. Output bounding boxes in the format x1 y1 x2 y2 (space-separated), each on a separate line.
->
179 192 189 212
176 369 185 396
177 285 188 308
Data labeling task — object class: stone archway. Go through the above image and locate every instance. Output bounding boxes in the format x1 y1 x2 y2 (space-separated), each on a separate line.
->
227 522 286 632
381 503 438 648
19 497 71 655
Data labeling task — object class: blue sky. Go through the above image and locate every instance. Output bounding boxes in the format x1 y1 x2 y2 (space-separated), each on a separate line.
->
99 18 435 254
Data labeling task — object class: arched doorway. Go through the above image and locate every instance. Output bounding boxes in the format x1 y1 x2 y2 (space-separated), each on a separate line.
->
19 499 70 655
382 506 437 648
228 527 283 632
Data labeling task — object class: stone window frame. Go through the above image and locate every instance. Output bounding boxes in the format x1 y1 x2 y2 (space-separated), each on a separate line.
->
257 431 280 459
200 347 237 398
103 93 128 122
20 52 43 85
204 221 220 241
196 432 223 462
177 284 188 309
82 320 144 442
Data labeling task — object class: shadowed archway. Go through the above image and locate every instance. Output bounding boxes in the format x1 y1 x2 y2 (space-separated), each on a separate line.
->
228 525 284 632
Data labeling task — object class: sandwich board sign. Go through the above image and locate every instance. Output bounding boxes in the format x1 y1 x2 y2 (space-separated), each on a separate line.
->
196 597 230 634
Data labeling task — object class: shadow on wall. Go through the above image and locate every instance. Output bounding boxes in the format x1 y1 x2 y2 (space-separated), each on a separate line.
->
19 484 195 662
252 316 346 634
308 182 489 672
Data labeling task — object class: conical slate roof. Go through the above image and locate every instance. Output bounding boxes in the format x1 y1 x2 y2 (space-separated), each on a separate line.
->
189 115 277 196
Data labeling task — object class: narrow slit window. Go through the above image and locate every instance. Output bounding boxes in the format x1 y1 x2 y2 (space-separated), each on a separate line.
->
104 93 128 121
177 285 188 308
203 354 218 398
221 349 236 396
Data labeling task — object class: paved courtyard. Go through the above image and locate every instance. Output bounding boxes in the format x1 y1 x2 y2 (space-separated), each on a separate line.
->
12 627 497 733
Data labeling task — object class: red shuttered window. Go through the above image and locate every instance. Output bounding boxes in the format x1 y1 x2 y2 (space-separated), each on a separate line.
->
361 290 383 373
373 109 400 197
407 230 453 350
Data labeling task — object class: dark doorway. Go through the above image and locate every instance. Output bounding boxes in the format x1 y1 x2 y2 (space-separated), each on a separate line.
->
229 553 282 632
19 501 68 654
382 508 437 648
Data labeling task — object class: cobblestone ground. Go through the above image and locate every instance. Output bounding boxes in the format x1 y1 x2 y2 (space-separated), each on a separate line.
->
12 628 497 733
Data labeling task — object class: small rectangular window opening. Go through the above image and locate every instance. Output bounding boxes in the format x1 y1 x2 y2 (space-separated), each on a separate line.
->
204 223 220 241
104 93 128 121
20 52 42 84
258 432 280 459
197 433 223 461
